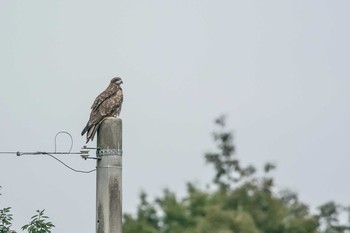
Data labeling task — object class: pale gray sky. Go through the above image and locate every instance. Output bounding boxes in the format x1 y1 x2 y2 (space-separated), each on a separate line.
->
1 1 350 232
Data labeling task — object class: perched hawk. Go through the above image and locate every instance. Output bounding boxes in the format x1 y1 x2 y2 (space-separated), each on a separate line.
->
81 77 123 143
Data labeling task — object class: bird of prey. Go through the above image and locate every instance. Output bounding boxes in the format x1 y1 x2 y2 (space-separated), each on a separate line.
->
81 77 123 143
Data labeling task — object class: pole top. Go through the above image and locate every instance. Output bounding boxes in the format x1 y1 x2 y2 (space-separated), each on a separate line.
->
97 117 122 152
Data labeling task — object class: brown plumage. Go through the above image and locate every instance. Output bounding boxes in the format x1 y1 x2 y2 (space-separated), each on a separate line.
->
81 77 123 143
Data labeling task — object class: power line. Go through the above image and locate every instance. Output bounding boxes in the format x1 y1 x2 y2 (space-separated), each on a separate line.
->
45 153 96 174
0 131 99 173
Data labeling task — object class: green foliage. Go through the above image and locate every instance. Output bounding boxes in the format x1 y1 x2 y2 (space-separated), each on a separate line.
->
123 116 350 233
123 192 160 233
0 187 54 233
317 202 350 233
21 210 55 233
0 207 14 233
0 186 15 233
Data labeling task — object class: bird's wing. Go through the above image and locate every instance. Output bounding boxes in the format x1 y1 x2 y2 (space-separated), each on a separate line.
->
85 88 122 143
91 85 118 111
98 92 120 116
115 89 123 107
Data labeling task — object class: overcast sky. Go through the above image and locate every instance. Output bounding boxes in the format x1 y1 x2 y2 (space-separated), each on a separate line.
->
1 1 350 232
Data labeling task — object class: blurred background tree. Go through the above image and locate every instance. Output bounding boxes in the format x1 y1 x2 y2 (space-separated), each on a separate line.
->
123 116 350 233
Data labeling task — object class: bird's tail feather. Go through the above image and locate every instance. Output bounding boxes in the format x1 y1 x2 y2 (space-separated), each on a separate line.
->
86 124 98 143
81 122 95 136
81 122 89 136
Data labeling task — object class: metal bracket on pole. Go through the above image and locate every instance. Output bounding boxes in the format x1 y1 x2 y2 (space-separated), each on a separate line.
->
96 149 123 157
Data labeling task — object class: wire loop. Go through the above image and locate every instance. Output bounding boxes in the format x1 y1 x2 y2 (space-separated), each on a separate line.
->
54 131 73 154
0 131 96 174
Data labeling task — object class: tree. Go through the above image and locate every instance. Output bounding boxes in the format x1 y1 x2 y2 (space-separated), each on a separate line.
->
123 192 160 233
204 115 255 190
317 202 350 233
0 207 14 233
0 186 14 233
22 210 55 233
123 116 350 233
0 187 54 233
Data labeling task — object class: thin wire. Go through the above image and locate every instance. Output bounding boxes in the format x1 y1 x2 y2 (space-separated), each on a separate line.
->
0 151 96 173
0 152 82 155
44 153 96 174
0 131 96 173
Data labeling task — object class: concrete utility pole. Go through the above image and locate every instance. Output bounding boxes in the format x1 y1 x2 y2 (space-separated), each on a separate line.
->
96 117 122 233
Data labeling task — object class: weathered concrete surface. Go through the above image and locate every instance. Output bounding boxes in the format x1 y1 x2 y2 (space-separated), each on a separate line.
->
96 117 122 233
